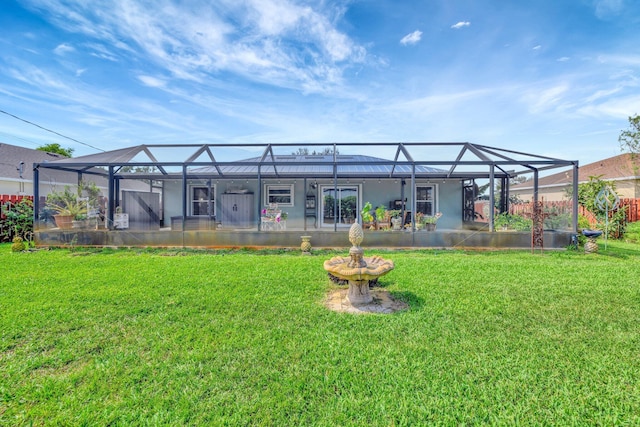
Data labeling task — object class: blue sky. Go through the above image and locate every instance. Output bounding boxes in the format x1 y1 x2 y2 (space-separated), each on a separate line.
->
1 0 639 164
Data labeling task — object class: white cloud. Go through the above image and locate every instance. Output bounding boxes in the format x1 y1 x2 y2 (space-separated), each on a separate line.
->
557 57 570 62
25 0 366 94
53 43 75 55
75 68 87 77
522 84 569 114
137 75 166 88
400 30 422 46
451 21 470 29
533 45 542 50
593 0 624 19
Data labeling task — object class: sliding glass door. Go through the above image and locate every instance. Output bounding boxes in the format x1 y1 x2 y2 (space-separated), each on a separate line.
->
321 186 358 227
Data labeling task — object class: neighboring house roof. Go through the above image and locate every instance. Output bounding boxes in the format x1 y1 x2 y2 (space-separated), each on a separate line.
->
0 142 68 183
512 153 640 191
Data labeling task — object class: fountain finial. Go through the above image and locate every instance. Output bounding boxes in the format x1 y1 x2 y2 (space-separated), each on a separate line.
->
349 222 364 247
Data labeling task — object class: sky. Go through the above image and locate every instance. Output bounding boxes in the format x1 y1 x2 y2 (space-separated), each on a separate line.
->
1 0 640 165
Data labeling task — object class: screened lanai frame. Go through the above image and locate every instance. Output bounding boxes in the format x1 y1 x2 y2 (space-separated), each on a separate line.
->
33 141 579 233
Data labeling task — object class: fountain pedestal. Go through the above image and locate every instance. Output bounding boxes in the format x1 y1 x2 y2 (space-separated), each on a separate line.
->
323 223 394 306
347 280 373 304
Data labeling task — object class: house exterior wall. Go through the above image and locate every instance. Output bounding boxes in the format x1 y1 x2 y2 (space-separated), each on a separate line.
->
616 179 640 198
511 178 640 202
161 178 464 230
0 178 31 196
511 185 570 203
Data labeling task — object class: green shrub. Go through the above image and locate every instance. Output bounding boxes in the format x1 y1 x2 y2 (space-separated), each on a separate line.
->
1 198 34 243
494 213 531 231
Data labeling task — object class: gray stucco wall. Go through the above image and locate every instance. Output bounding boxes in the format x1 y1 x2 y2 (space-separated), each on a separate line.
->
161 178 464 230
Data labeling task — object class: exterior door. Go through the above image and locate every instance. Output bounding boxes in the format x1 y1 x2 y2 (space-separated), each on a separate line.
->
320 186 358 227
121 191 160 230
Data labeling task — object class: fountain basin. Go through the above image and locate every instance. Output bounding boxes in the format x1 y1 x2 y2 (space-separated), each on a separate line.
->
324 255 394 304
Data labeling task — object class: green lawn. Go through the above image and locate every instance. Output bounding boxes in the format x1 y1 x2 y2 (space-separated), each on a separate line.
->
1 242 639 425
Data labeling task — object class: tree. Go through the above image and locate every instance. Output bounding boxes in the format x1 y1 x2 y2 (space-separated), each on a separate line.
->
37 143 73 157
291 147 339 155
619 114 640 154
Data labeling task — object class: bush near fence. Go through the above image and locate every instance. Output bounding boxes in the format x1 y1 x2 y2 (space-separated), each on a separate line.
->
1 195 35 242
0 195 34 219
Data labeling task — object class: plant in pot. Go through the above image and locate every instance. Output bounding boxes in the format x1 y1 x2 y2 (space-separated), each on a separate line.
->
47 186 88 230
375 205 390 230
360 202 375 230
422 212 442 231
388 209 402 230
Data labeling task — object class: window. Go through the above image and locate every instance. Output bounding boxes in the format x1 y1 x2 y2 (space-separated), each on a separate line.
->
415 185 437 216
190 185 215 216
264 184 293 206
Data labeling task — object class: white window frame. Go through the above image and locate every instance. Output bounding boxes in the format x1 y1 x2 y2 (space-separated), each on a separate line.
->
319 184 361 228
189 184 216 216
415 184 438 216
264 184 294 207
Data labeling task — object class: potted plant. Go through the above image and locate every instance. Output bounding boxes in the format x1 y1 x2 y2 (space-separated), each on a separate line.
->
422 212 442 231
375 205 389 230
46 186 88 230
360 202 375 229
46 181 102 230
388 209 402 230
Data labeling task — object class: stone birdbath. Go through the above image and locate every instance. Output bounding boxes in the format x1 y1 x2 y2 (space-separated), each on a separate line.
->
323 222 395 304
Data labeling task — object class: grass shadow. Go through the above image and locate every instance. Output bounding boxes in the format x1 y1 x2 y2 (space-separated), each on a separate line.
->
389 290 425 310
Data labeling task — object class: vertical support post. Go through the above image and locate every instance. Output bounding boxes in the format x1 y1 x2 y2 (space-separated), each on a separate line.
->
303 177 307 231
107 166 114 229
504 176 510 214
400 178 405 223
333 164 338 232
258 167 263 231
207 179 212 220
572 162 579 233
181 165 187 231
33 165 39 231
533 169 539 208
531 168 544 252
489 165 495 232
411 166 416 232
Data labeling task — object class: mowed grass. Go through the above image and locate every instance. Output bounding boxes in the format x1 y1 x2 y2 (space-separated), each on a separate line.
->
1 242 639 425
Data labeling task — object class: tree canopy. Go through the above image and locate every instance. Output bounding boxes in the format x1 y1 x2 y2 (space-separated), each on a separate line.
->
37 143 73 157
619 114 640 154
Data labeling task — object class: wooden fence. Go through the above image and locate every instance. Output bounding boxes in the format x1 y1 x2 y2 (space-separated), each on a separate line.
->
509 198 640 225
474 198 640 226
